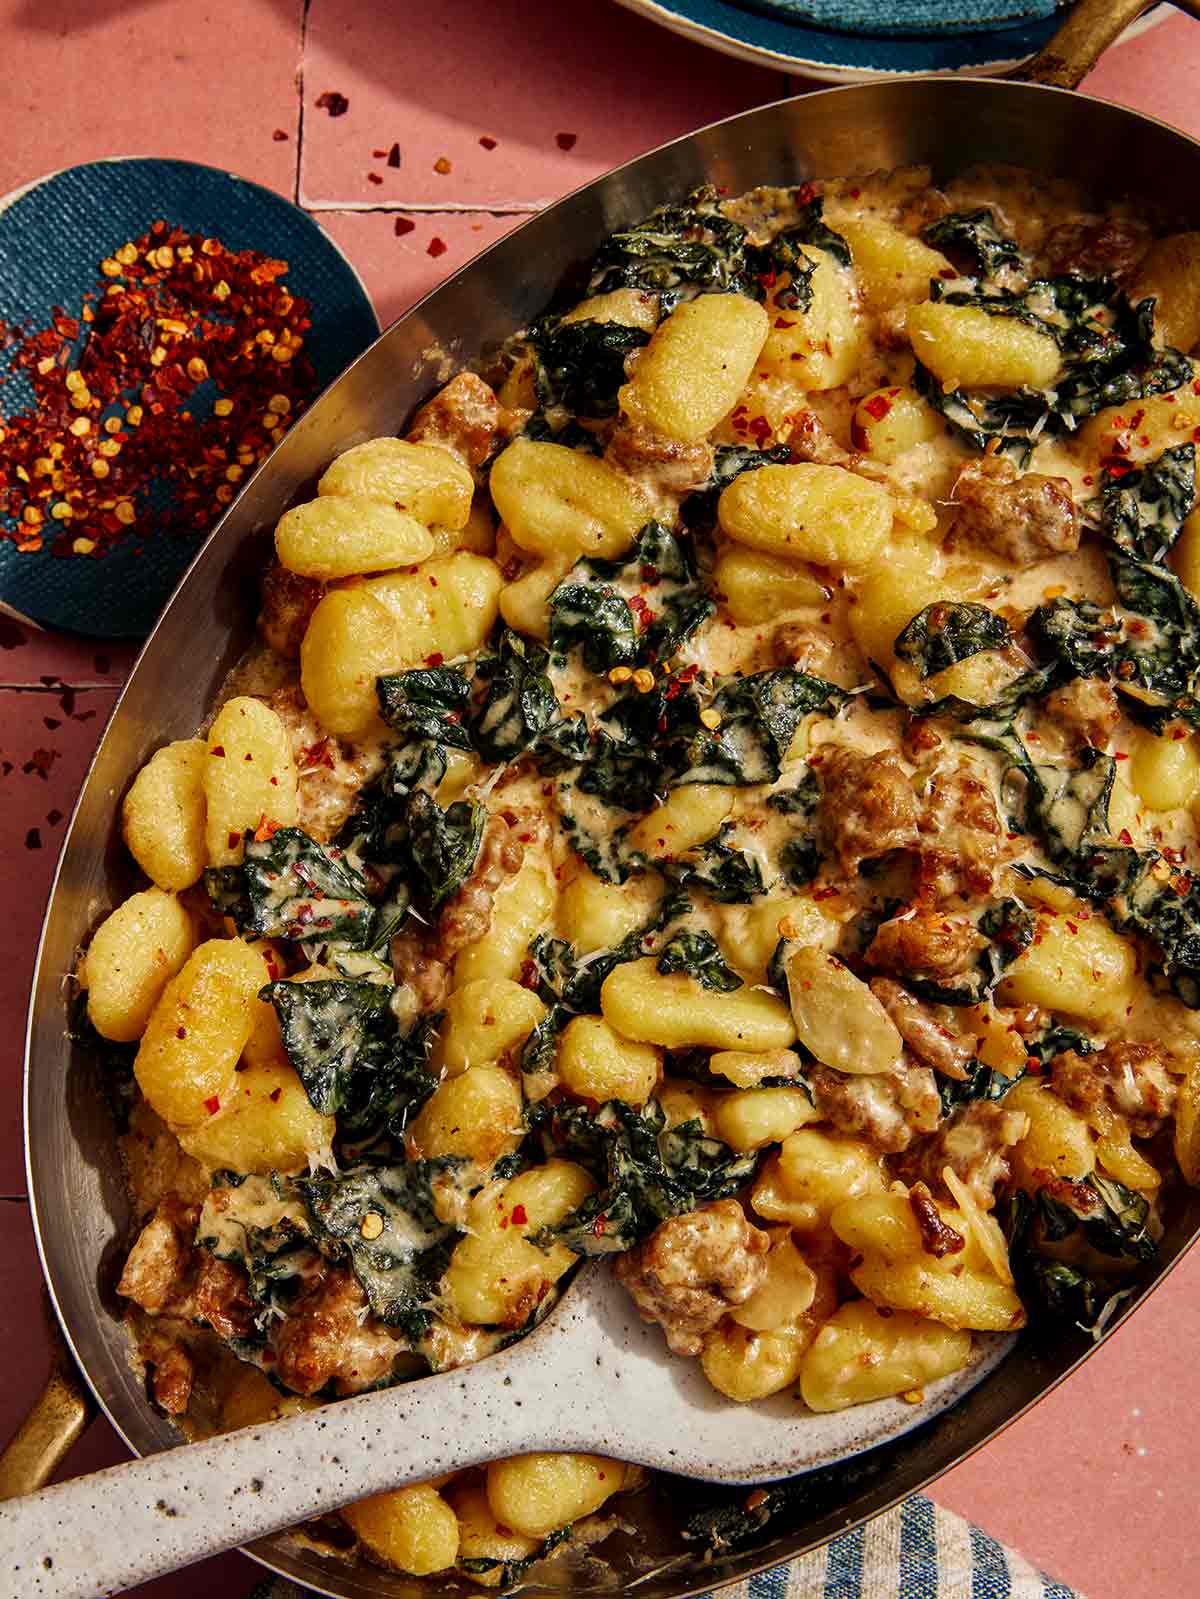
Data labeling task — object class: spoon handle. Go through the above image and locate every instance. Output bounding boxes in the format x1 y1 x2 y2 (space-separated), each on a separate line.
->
0 1333 578 1599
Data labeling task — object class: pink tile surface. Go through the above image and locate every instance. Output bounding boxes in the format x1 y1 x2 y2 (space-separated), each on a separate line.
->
317 210 523 330
936 1252 1200 1597
1083 10 1200 138
299 0 787 210
0 0 304 203
0 686 115 1195
0 615 137 689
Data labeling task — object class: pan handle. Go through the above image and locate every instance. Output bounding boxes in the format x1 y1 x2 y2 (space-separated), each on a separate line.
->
1015 0 1199 90
0 1299 96 1502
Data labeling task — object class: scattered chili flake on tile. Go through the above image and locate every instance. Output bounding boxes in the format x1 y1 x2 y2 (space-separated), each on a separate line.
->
25 827 41 850
478 135 498 151
315 90 349 116
0 226 317 557
367 172 384 185
427 237 448 258
394 217 416 237
272 129 289 142
47 809 63 826
433 156 452 175
372 149 388 159
0 617 27 649
387 143 401 168
555 132 578 151
23 749 58 779
93 652 110 672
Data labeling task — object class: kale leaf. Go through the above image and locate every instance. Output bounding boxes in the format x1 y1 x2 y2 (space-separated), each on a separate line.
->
1003 1172 1157 1335
263 977 393 1116
936 1059 1023 1117
662 822 766 903
656 928 744 991
586 185 758 311
375 667 474 750
540 1099 759 1254
549 521 713 671
680 441 792 531
920 209 1023 278
472 630 569 762
1104 442 1196 565
406 791 486 908
760 196 852 310
894 601 1013 680
196 1174 316 1327
674 669 846 787
238 827 377 947
298 1162 454 1341
528 317 650 417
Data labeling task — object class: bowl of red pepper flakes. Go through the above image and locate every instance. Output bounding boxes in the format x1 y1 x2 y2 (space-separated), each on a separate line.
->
0 158 378 637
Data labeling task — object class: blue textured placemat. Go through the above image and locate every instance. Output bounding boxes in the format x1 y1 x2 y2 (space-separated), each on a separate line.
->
727 0 1059 37
245 1495 1083 1599
0 159 379 639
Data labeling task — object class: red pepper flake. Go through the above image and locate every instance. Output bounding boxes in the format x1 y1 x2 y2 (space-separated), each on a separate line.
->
227 830 241 849
1066 921 1079 934
0 226 317 559
387 143 401 168
425 651 445 666
773 317 796 330
394 217 416 237
176 1027 187 1040
862 391 894 421
555 132 578 151
1119 828 1133 845
253 815 281 842
433 156 453 175
25 827 41 850
427 237 448 258
204 1095 221 1115
315 90 349 116
510 1203 528 1225
272 129 289 142
269 1087 282 1103
1114 750 1129 760
592 1214 608 1237
813 886 839 901
367 172 384 186
796 182 817 205
479 135 498 151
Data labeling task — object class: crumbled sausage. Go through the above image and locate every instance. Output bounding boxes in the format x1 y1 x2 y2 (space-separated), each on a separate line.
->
390 927 452 1026
274 1268 401 1396
808 1057 941 1154
785 409 855 465
918 760 1007 900
868 977 975 1080
146 1336 195 1415
1041 677 1121 749
613 1199 770 1357
117 1196 201 1316
268 683 377 841
908 1182 966 1257
406 371 503 473
192 1254 257 1341
1040 219 1150 282
433 813 525 962
1052 1041 1177 1138
951 457 1079 567
258 560 325 660
897 1100 1030 1209
867 911 983 985
771 621 837 675
605 418 714 499
817 746 919 876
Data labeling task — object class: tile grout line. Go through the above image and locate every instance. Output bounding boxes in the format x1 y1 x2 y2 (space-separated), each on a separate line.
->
301 199 542 215
294 0 312 208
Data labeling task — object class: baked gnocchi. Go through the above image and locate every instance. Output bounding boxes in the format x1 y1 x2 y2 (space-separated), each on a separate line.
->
91 163 1200 1588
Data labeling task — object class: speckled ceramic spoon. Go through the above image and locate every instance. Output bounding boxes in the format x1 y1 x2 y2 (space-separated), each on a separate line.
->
0 1265 1011 1599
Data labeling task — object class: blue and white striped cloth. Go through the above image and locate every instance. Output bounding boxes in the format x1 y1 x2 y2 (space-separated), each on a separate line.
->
248 1495 1083 1599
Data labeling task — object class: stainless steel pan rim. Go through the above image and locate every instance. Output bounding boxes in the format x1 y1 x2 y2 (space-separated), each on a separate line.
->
22 74 1200 1598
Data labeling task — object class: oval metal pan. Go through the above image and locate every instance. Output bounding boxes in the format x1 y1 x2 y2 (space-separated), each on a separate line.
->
24 79 1200 1598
